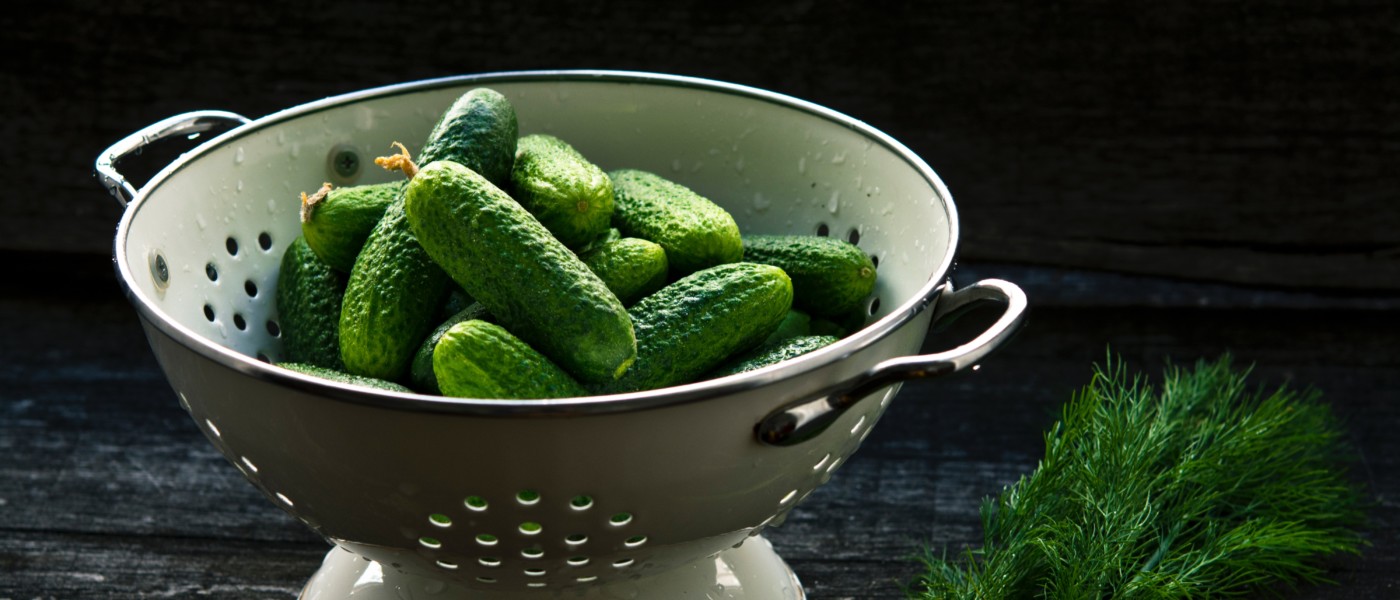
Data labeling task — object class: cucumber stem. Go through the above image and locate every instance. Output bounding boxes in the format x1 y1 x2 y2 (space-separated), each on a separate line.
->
375 141 419 179
299 182 334 224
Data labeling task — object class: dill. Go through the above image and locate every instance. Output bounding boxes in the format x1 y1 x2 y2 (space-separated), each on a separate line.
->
911 355 1366 599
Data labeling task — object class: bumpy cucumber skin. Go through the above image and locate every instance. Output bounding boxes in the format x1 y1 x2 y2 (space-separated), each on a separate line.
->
596 263 793 394
709 335 840 378
434 320 588 400
406 160 636 385
410 303 492 395
301 181 401 272
275 236 346 369
761 309 813 347
339 88 517 382
279 362 412 393
741 235 877 318
511 134 613 249
608 169 743 275
338 198 451 381
579 237 669 306
420 88 519 187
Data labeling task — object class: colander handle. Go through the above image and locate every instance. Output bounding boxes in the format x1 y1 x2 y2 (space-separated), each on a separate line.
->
756 278 1028 446
95 110 252 207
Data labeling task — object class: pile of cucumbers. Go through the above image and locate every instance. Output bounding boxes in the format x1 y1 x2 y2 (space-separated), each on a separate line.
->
275 88 877 399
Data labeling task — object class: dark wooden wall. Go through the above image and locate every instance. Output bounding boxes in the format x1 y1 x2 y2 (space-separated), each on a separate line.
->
5 0 1398 291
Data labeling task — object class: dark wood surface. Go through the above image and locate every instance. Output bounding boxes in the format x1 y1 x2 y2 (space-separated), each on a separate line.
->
4 1 1398 597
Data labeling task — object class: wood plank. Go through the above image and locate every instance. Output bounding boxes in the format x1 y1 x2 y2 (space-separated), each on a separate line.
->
2 281 1394 597
5 1 1398 289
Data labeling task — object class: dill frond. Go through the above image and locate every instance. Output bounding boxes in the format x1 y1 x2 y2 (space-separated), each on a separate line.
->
911 355 1366 599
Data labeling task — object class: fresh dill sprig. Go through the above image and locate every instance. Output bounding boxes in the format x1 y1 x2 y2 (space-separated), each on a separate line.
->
911 355 1366 599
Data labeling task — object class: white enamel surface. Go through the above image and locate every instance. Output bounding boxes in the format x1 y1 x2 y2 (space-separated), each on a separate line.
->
119 73 956 593
301 536 803 599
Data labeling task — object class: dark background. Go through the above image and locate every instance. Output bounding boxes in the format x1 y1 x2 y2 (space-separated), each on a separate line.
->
2 1 1396 597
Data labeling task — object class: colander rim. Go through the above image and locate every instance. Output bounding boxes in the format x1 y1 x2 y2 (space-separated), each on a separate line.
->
114 69 960 416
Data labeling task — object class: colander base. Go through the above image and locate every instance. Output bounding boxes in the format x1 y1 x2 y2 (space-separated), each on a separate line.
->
300 536 805 599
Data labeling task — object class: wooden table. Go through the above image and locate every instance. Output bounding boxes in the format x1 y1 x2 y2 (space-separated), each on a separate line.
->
4 2 1398 597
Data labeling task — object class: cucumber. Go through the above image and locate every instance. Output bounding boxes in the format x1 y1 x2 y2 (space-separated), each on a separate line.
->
405 159 636 385
608 169 743 275
409 303 492 395
510 134 613 249
300 181 401 272
278 362 412 393
761 309 813 347
579 237 669 306
596 262 792 394
741 235 876 318
275 236 345 369
433 320 588 400
339 88 518 381
421 88 519 187
709 335 840 378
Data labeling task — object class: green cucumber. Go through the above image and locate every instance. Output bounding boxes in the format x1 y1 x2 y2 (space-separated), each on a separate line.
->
275 236 345 369
409 303 492 395
597 262 792 394
741 234 876 318
609 169 743 274
339 88 518 381
510 134 613 249
761 309 813 347
278 362 412 393
433 320 588 400
421 88 519 187
579 237 669 306
405 159 636 384
300 181 401 272
709 335 840 378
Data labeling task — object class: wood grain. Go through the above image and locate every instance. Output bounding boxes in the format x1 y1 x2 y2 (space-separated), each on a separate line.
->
4 1 1398 289
1 257 1394 597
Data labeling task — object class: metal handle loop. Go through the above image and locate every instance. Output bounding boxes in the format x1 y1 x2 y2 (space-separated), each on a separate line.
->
756 278 1028 446
95 110 251 208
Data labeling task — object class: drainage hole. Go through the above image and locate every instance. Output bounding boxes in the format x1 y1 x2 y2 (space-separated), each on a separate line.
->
567 556 589 566
479 557 500 567
517 490 540 505
868 297 881 316
815 223 830 237
429 513 452 527
233 313 247 330
205 262 219 281
476 533 498 546
565 534 588 545
258 232 273 251
266 320 281 337
519 521 542 535
521 547 544 559
570 495 593 510
612 558 635 568
203 304 215 322
464 495 489 511
870 254 880 268
624 535 648 547
225 236 239 256
244 280 258 297
847 228 861 245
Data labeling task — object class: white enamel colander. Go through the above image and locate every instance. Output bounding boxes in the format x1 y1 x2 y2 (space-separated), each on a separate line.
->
96 71 1026 599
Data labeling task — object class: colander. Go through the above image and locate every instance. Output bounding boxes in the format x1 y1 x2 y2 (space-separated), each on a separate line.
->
95 71 1027 599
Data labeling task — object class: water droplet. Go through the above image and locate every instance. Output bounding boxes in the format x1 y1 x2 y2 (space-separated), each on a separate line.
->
290 144 302 159
734 157 744 173
233 147 245 164
691 161 704 173
671 159 682 172
831 152 847 165
267 198 278 213
752 193 770 211
195 215 207 230
797 157 806 175
826 191 841 214
276 130 286 145
235 180 244 193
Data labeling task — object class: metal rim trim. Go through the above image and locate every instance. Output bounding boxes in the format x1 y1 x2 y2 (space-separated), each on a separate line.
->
114 70 961 416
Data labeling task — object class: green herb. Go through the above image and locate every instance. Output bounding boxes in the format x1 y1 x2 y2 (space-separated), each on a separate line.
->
912 355 1366 599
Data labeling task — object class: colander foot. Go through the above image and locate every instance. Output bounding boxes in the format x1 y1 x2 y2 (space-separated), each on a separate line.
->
300 536 804 599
